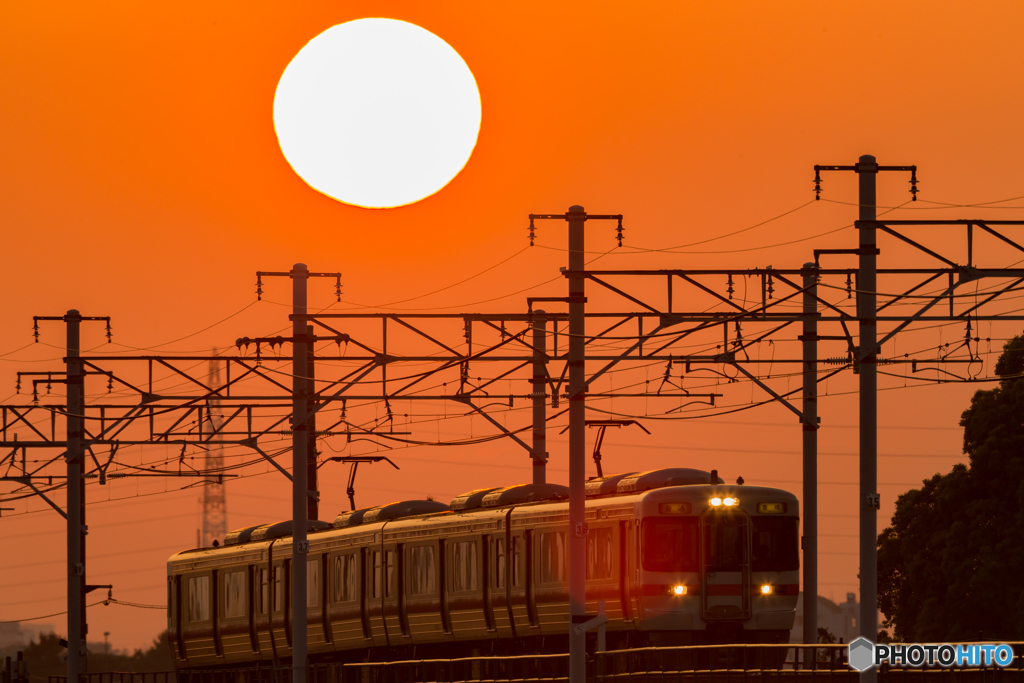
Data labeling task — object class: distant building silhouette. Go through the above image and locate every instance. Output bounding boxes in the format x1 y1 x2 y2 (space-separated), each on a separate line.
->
791 592 859 643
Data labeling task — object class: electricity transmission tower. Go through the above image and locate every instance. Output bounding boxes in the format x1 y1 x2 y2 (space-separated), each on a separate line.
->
199 355 227 547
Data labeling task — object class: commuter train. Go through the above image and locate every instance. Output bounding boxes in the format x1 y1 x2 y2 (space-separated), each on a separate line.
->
167 468 799 669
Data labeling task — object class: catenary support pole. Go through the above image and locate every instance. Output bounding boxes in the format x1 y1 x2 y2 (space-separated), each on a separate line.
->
291 265 309 683
567 207 587 683
532 310 547 485
306 324 318 521
66 310 84 683
801 264 819 646
857 156 879 683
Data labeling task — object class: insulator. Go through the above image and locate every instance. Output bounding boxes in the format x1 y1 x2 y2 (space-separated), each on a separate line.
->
726 275 734 300
823 357 850 366
255 274 264 300
528 216 536 246
813 168 823 200
845 273 853 299
615 216 624 247
32 320 39 343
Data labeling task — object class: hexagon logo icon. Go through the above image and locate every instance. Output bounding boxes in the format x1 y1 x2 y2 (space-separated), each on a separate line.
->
848 637 876 672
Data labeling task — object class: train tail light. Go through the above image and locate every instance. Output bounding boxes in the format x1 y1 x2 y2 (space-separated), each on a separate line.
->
761 584 772 595
672 585 687 596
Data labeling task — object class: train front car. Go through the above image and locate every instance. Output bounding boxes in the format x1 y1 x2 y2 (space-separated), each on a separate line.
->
630 476 799 646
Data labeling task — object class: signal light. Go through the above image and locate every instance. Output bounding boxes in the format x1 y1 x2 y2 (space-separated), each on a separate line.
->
761 584 772 595
672 585 687 596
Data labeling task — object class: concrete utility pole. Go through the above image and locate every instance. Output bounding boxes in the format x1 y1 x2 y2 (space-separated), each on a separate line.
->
307 324 318 520
567 207 586 683
291 264 309 683
801 264 818 646
857 157 879 683
532 311 547 485
66 310 85 683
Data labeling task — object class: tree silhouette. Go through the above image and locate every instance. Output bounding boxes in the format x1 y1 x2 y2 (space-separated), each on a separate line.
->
877 334 1024 641
18 630 173 682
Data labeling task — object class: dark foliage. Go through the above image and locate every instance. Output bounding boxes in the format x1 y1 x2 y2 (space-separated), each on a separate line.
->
877 334 1024 641
18 631 174 683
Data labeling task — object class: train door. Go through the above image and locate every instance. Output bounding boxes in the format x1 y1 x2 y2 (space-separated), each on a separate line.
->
618 520 633 622
302 554 326 650
254 560 275 659
507 530 532 633
211 569 222 657
439 539 453 635
489 530 515 637
700 510 751 622
365 542 389 647
318 553 332 645
524 529 539 628
270 558 290 652
381 542 407 641
246 565 260 653
168 574 186 661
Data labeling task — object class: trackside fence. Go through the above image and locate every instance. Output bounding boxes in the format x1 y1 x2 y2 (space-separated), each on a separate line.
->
46 643 1024 683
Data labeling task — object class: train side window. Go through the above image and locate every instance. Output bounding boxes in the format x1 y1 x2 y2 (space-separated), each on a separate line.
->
409 545 437 596
307 558 320 608
494 538 506 589
224 571 246 618
642 518 699 572
384 550 396 598
371 551 382 599
452 540 479 591
752 517 799 572
538 532 566 584
188 575 211 622
586 527 613 580
331 554 358 602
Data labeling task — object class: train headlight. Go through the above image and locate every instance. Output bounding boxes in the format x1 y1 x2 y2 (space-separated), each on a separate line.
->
710 497 723 506
761 584 772 595
723 497 738 507
672 585 687 596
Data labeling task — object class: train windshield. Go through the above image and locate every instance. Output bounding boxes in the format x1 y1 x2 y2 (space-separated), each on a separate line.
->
642 517 699 572
752 517 799 572
703 514 747 571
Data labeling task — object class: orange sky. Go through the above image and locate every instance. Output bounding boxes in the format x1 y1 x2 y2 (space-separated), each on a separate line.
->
3 1 1024 653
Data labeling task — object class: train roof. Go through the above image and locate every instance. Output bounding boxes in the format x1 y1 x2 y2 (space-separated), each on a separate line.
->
179 469 796 558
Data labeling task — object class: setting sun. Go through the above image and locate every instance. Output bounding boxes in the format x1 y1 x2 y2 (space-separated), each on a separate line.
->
273 18 482 209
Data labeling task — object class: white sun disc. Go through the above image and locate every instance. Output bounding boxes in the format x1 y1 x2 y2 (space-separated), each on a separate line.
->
273 19 482 209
